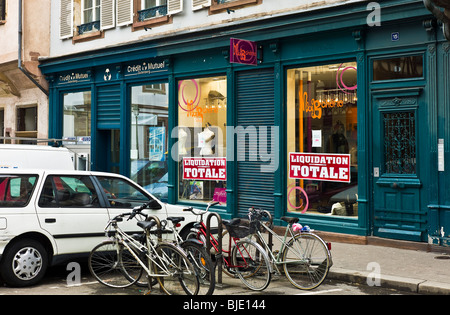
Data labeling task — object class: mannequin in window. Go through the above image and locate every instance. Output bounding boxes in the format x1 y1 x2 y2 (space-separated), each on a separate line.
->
178 127 188 155
199 123 215 156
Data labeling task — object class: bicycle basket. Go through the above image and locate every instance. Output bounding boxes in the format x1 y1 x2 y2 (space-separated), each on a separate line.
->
224 224 250 238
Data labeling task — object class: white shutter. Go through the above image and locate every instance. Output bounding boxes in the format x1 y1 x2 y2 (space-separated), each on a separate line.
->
60 0 73 39
117 0 133 26
101 0 115 30
168 0 183 15
192 0 211 11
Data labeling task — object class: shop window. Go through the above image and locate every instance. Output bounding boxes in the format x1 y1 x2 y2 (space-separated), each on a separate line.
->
287 62 358 217
178 76 227 205
63 91 91 145
373 55 423 81
130 83 169 202
16 106 38 144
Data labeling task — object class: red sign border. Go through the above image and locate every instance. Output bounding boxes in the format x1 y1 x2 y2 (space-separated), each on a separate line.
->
183 157 227 181
289 152 351 183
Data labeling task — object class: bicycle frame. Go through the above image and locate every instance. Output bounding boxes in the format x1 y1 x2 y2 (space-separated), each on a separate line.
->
107 219 189 280
253 222 333 271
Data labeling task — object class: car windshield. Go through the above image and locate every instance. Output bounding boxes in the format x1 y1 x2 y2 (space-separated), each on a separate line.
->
0 175 38 207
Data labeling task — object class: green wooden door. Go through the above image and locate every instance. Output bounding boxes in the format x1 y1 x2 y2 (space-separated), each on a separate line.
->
372 91 428 241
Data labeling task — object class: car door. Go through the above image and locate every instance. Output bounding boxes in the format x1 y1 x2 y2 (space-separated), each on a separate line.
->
36 173 110 255
93 174 165 233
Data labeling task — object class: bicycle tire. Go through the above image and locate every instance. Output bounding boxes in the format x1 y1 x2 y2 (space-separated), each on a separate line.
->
153 243 200 295
89 241 142 288
282 232 330 290
181 241 215 295
231 239 271 291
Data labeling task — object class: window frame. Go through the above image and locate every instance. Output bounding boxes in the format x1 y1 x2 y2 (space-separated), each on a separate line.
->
0 0 6 23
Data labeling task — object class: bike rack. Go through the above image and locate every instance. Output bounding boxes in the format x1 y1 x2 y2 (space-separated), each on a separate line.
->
144 215 162 292
205 212 223 285
145 214 162 242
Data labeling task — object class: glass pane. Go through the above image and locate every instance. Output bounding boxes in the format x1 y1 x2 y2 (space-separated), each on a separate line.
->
373 56 423 81
0 175 38 207
287 62 358 217
178 76 227 205
63 91 91 145
130 83 169 202
96 176 151 208
383 112 416 174
38 175 99 208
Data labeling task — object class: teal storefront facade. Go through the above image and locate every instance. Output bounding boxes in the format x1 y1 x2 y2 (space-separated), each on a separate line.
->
40 0 450 246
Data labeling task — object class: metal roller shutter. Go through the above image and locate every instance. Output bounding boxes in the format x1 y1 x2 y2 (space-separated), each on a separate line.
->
236 68 275 218
97 85 121 129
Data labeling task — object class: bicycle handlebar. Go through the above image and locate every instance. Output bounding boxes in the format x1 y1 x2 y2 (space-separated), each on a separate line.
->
182 201 220 215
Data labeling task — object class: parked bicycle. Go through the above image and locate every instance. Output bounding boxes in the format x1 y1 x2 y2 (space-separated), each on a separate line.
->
159 216 215 295
246 207 333 290
88 201 200 295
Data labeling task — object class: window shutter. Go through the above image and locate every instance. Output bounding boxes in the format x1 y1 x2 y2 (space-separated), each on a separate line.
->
192 0 211 11
101 0 115 30
168 0 183 15
116 0 133 26
60 0 73 39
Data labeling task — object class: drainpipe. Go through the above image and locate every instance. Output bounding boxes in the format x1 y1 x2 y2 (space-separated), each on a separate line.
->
18 0 48 96
424 0 450 41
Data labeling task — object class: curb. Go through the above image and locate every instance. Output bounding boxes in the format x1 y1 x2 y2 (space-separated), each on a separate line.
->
328 267 450 295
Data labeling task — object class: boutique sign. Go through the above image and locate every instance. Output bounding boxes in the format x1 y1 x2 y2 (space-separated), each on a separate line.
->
230 38 258 66
289 152 351 183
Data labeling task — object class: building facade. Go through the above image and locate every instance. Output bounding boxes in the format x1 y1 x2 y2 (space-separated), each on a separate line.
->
40 0 450 246
0 0 50 144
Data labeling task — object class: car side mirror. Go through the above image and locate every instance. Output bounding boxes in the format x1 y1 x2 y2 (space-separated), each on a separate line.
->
147 199 162 210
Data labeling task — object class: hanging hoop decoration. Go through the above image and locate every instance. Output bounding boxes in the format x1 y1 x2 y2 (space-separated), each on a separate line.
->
287 183 309 214
336 63 357 95
178 79 201 112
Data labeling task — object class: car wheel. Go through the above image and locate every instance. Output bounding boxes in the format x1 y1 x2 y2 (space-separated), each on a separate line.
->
0 239 49 287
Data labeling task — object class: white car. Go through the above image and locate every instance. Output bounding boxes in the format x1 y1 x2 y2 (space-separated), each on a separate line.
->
0 169 197 287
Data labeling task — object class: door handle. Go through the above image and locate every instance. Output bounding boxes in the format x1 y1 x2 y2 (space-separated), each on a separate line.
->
390 183 404 189
45 218 56 223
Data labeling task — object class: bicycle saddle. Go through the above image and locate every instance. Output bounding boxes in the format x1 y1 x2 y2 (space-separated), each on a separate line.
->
167 216 185 225
222 218 241 226
137 220 157 230
280 216 300 224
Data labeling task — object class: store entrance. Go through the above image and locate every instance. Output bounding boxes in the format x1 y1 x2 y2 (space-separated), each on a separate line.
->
371 91 427 242
96 129 121 174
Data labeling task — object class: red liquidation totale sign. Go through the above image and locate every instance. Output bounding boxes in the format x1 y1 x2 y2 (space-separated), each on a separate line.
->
183 157 227 181
289 152 351 183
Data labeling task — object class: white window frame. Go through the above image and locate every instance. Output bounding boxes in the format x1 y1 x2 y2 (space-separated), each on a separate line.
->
82 0 101 24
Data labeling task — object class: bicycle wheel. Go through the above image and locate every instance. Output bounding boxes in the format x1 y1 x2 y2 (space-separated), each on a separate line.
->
153 243 200 295
181 241 215 295
282 232 330 290
231 239 271 291
89 241 142 288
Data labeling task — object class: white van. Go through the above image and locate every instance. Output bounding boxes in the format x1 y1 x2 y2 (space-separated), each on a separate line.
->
0 145 74 170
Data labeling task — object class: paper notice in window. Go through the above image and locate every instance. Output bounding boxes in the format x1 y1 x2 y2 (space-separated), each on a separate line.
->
312 130 322 148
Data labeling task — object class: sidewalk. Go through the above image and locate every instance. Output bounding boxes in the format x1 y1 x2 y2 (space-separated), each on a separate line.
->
318 233 450 295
